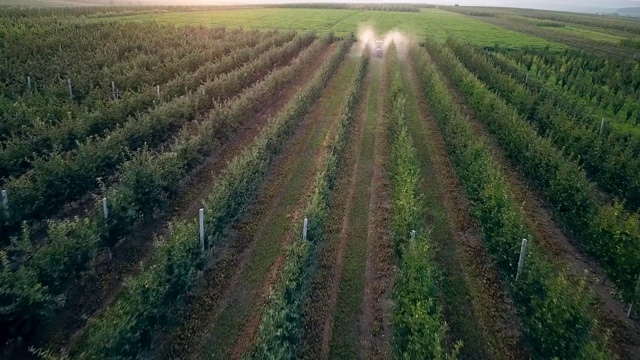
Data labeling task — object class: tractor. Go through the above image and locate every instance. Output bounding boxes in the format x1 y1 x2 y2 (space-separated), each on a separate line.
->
374 40 384 58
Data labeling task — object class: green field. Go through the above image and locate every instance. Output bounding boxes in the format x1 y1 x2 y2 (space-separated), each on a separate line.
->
497 14 627 44
101 7 557 48
550 25 626 43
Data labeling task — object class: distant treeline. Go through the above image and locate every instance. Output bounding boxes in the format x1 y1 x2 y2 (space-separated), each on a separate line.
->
0 3 437 18
616 7 640 18
0 5 259 18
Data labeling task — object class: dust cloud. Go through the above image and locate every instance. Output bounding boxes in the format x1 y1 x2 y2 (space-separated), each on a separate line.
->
356 25 415 58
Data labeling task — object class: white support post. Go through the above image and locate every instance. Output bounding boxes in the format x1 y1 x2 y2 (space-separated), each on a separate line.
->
67 78 73 98
630 274 640 318
199 208 205 251
525 73 528 84
111 81 116 100
1 190 8 219
303 218 308 240
599 118 605 136
102 197 109 220
410 230 416 246
27 76 32 91
516 238 528 281
156 85 160 98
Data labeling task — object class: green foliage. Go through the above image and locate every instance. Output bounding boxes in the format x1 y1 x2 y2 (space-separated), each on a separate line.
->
620 38 640 50
387 44 460 360
250 238 312 360
0 29 291 181
498 47 640 127
102 149 184 243
517 272 604 359
0 32 332 341
0 226 63 338
388 91 421 254
81 223 202 358
73 35 352 359
0 31 315 237
414 41 609 358
32 218 100 292
446 39 640 305
394 239 461 360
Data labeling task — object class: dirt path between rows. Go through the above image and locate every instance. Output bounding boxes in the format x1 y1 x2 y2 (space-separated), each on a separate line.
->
301 54 393 360
299 55 370 358
228 52 360 359
155 48 358 360
316 55 377 359
402 54 527 360
433 53 640 359
17 42 335 360
359 56 394 360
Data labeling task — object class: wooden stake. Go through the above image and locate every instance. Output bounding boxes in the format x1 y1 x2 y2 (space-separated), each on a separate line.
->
599 118 605 135
1 190 8 219
630 274 640 318
199 208 205 251
303 218 308 240
102 197 108 219
516 238 528 281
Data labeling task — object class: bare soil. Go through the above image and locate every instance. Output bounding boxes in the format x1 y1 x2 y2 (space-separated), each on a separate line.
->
359 57 394 360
